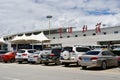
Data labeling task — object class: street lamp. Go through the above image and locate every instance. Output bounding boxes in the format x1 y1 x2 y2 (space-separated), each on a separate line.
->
46 15 52 47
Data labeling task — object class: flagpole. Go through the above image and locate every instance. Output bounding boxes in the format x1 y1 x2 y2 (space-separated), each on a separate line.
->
46 15 52 47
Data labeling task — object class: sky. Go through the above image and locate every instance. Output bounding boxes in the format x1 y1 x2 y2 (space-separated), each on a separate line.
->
0 0 120 36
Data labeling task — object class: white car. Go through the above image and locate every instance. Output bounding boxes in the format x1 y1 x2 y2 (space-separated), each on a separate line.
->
15 49 37 64
60 46 90 66
28 50 42 64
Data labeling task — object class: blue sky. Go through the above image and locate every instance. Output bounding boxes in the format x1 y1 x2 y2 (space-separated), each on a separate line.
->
0 0 120 36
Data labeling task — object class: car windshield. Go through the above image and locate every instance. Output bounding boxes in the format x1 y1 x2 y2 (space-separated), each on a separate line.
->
63 47 73 52
76 47 90 52
0 50 8 54
28 50 36 53
52 48 61 54
85 51 100 55
18 50 25 53
34 51 40 54
111 50 120 56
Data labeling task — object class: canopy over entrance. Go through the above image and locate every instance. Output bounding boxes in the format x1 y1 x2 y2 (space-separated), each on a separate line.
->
10 32 50 44
10 32 50 50
0 37 6 44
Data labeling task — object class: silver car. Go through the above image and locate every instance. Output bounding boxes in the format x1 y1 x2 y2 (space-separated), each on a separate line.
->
28 50 42 64
15 49 37 64
79 49 118 69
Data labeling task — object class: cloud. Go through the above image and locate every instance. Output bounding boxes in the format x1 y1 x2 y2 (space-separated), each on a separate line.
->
0 0 120 36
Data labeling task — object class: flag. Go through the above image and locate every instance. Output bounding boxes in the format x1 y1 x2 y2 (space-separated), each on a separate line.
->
95 23 101 33
97 23 101 32
58 28 62 37
85 25 87 32
82 25 87 32
68 27 72 33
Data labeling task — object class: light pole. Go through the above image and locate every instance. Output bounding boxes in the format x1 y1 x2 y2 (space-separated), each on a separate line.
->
46 15 52 47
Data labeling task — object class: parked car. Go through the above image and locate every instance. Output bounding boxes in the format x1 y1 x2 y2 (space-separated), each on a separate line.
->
28 50 42 64
15 49 37 64
0 50 9 62
111 48 120 66
78 49 118 70
60 46 90 67
1 51 16 63
41 48 62 65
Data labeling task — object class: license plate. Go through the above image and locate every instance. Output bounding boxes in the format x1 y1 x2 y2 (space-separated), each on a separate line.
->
83 57 89 61
43 55 47 58
18 55 21 57
29 59 33 61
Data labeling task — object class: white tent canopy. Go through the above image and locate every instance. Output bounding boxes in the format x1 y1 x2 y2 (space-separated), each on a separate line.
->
10 32 50 44
0 37 6 44
35 32 50 42
10 34 29 44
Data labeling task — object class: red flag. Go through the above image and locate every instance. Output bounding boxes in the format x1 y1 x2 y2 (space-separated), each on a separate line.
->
58 28 62 37
85 25 87 32
95 26 98 33
82 25 87 32
68 27 72 33
82 25 85 32
95 23 101 33
98 23 101 32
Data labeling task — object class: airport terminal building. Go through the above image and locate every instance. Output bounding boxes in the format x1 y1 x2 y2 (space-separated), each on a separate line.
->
3 26 120 50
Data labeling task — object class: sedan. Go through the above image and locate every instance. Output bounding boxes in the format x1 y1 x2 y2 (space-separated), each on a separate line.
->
0 50 9 62
78 49 118 70
15 49 37 64
2 51 16 63
28 50 42 64
111 48 120 66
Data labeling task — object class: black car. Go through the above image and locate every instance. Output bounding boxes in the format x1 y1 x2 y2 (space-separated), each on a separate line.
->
41 48 62 65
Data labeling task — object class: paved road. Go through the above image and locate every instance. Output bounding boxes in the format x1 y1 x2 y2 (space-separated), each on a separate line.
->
0 63 120 80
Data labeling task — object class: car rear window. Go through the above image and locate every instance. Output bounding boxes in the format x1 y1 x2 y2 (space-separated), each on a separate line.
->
76 47 90 52
52 48 61 54
18 50 25 53
111 50 120 56
85 51 100 55
28 50 36 53
0 50 8 54
34 51 40 54
63 47 73 52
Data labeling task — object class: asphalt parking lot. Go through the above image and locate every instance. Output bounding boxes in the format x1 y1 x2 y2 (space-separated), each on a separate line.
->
1 62 120 73
0 63 120 80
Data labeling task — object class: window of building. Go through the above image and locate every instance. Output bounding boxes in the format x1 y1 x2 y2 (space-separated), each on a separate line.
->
75 35 78 37
92 33 96 36
67 36 70 38
60 36 63 38
83 34 86 36
103 32 107 35
53 37 55 39
114 31 119 34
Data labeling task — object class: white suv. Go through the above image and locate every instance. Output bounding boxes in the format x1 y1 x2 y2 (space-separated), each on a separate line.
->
15 49 37 64
60 46 90 66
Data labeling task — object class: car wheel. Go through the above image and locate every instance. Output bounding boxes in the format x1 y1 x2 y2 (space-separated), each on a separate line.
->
101 61 107 70
44 62 49 65
4 61 7 63
82 66 87 69
64 63 69 67
18 61 22 64
55 58 60 65
62 51 70 60
10 58 15 63
77 61 81 67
